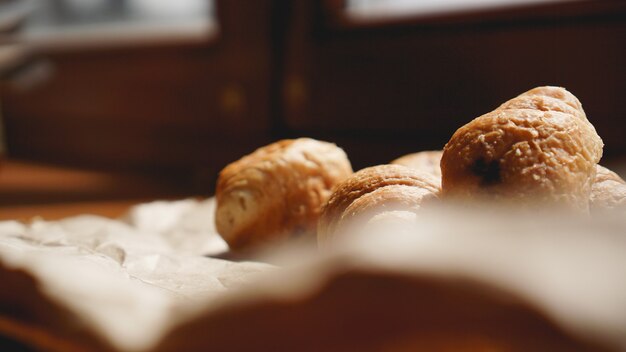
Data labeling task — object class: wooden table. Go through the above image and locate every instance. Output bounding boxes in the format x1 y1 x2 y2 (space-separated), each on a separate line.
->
0 159 192 221
0 199 141 221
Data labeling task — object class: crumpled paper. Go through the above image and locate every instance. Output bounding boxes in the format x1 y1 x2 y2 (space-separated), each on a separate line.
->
0 199 274 351
1 200 626 351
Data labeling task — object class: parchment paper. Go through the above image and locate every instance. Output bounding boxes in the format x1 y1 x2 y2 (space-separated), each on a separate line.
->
0 199 274 351
1 200 625 351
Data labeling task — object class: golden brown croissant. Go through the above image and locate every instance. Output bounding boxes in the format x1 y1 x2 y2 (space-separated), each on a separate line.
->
441 86 603 211
591 165 626 211
318 164 439 247
391 150 443 180
215 138 353 250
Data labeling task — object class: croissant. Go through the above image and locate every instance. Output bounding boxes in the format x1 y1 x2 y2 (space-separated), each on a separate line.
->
391 150 443 180
441 86 603 212
590 165 626 211
318 164 439 247
215 138 353 250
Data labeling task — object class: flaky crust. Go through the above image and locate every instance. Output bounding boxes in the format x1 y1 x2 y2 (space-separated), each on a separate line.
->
215 138 353 250
590 165 626 211
441 86 603 212
391 150 443 180
497 86 588 122
318 164 439 247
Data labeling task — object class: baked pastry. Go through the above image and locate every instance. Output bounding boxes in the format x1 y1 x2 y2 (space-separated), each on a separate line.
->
590 165 626 211
318 164 440 247
440 86 603 211
215 138 353 250
391 150 443 180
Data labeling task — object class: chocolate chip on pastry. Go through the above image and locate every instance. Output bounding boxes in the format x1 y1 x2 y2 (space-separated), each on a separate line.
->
215 138 353 250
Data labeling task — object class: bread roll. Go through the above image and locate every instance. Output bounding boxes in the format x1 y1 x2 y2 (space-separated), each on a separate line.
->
215 138 352 250
441 86 603 212
318 164 439 247
391 150 443 180
591 165 626 211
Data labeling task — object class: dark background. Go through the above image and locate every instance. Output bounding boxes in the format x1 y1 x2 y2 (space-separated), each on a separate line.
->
0 0 625 210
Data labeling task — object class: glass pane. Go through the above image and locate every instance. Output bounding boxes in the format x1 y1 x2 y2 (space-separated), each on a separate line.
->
347 0 575 20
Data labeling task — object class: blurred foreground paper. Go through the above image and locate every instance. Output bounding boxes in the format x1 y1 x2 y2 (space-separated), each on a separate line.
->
1 200 625 351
